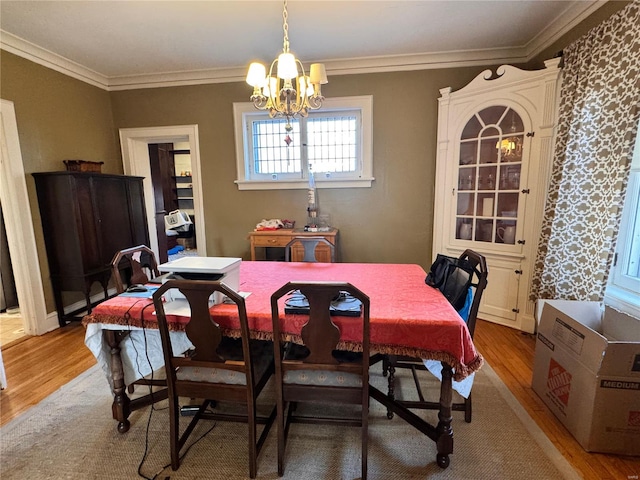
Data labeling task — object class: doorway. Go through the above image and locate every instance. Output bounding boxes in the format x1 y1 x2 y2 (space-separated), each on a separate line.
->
0 204 24 346
0 100 48 336
119 125 206 261
148 141 197 263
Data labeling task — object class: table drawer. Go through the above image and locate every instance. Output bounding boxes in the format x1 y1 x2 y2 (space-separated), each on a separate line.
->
290 244 334 263
251 235 291 247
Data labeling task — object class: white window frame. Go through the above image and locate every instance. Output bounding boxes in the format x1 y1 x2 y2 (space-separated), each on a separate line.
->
233 95 374 190
605 127 640 318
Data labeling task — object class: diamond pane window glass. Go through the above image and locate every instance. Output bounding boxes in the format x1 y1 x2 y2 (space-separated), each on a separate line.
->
252 119 301 174
307 115 357 173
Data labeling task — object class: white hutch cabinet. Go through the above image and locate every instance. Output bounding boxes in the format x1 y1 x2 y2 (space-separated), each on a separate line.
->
432 58 561 333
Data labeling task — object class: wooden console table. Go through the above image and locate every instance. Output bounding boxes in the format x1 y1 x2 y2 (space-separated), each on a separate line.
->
248 228 338 262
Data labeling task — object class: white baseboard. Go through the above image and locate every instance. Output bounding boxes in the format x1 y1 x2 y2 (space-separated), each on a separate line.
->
42 288 118 333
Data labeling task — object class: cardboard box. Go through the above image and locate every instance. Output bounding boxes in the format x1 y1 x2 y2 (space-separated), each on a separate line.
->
531 300 640 455
158 256 241 305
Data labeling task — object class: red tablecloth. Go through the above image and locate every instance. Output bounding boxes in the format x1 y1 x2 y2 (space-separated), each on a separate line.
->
83 261 482 380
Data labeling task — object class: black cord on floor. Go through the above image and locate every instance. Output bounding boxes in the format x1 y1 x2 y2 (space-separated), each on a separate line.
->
131 298 217 479
137 412 218 480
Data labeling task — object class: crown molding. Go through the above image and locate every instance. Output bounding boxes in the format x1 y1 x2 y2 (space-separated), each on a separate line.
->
0 30 109 89
523 0 608 57
0 0 606 92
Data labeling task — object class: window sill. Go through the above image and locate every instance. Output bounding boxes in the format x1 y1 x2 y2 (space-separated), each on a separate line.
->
235 177 375 191
604 285 640 319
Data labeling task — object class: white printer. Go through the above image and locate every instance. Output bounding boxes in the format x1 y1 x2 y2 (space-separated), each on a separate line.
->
158 256 241 305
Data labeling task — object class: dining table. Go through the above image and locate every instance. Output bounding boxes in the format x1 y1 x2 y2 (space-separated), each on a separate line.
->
83 260 483 468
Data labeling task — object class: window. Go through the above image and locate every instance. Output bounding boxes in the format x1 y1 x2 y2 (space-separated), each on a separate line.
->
606 126 640 317
233 96 373 190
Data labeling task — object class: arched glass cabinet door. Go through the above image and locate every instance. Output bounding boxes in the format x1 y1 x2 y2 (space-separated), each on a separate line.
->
455 106 524 245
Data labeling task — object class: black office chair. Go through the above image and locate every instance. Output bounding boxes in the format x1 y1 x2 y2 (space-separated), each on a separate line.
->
284 236 336 262
382 249 488 422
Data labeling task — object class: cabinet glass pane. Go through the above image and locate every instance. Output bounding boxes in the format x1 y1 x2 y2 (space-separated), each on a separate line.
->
498 164 521 190
497 193 519 217
475 219 493 242
457 192 474 215
478 106 507 126
456 218 473 240
478 166 497 190
496 220 517 244
499 110 524 135
498 134 524 163
477 193 495 216
458 167 476 190
459 141 477 165
461 116 483 139
480 138 499 164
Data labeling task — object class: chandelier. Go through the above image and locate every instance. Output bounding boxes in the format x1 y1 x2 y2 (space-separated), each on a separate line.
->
245 0 328 131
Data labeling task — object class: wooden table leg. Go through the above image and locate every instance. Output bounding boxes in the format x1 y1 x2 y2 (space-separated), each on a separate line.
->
436 362 454 468
386 357 396 419
104 330 132 433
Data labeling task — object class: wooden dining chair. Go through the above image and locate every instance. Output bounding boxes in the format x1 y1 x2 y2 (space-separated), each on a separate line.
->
153 279 276 479
111 245 165 396
110 245 160 293
270 281 370 479
284 236 336 262
382 249 488 422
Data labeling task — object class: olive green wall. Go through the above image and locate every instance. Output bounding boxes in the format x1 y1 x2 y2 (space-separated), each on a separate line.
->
110 68 483 266
0 51 120 311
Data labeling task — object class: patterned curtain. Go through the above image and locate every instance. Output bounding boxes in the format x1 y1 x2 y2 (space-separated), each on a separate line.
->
530 1 640 301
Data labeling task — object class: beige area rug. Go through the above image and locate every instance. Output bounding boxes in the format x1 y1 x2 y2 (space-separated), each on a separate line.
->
0 361 579 480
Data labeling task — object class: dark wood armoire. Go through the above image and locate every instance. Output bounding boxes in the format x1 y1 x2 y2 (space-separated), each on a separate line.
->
33 171 150 326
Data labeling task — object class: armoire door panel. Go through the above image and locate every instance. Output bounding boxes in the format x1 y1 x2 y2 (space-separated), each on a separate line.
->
92 176 135 265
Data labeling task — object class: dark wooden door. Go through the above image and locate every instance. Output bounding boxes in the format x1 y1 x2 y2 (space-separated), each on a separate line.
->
149 143 176 263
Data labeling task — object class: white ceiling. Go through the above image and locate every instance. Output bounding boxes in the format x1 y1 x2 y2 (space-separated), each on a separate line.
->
0 1 605 90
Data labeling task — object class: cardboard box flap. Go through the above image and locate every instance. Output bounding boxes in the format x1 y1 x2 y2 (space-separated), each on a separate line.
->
602 306 640 342
600 307 640 377
599 344 640 377
539 302 607 373
542 300 603 333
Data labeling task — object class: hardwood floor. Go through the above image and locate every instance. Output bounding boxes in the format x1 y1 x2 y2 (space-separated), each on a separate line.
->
0 322 96 425
1 319 638 479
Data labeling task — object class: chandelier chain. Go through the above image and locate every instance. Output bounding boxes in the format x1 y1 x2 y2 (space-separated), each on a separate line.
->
282 0 290 53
